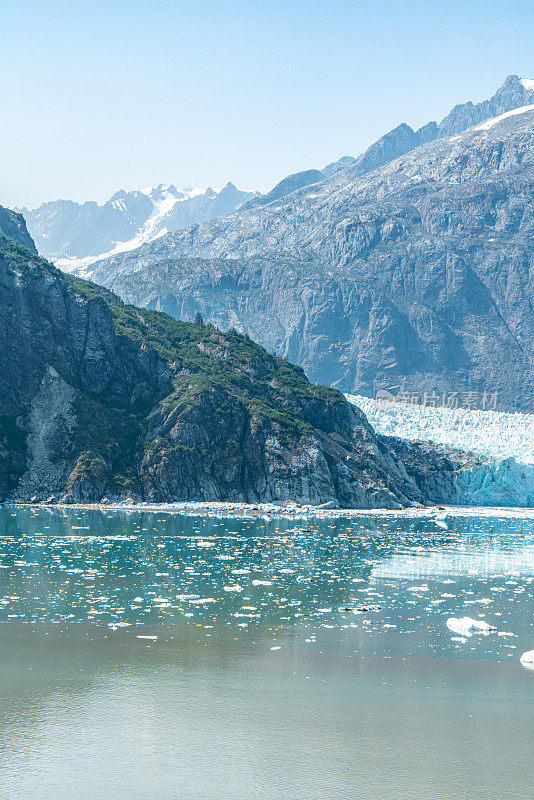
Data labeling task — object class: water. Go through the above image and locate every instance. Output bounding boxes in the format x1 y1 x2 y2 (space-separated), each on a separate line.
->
0 506 532 800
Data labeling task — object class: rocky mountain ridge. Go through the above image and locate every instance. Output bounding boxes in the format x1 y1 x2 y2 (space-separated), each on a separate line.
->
21 76 533 277
19 182 256 271
101 101 534 411
321 74 534 179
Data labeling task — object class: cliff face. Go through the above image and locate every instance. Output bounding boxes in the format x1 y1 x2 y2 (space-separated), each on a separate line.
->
0 226 423 508
102 108 534 411
384 438 534 508
0 206 36 254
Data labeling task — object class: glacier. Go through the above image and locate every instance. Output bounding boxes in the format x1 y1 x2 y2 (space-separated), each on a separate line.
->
55 185 213 276
346 395 534 508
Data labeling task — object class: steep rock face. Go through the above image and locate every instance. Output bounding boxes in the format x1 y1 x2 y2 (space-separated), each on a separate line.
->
384 438 534 507
0 206 36 252
347 122 438 179
106 109 534 410
0 233 423 508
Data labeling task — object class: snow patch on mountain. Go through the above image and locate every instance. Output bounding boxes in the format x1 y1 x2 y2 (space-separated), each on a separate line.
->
23 182 256 277
55 184 209 276
474 103 534 131
520 78 534 92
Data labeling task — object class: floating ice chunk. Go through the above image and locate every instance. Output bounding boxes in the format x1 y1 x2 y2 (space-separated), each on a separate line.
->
136 635 158 640
252 580 272 586
270 646 281 650
224 585 243 592
446 617 497 636
189 597 216 604
520 650 534 670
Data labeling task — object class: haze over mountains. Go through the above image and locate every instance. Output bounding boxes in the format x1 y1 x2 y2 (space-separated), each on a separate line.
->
65 75 532 412
3 207 524 507
19 182 256 271
1 74 533 506
17 75 534 413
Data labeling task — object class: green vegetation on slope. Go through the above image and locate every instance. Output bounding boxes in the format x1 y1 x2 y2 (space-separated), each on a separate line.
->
1 233 347 496
67 276 340 440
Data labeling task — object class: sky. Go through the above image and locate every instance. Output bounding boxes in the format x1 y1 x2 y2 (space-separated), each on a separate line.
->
2 0 533 208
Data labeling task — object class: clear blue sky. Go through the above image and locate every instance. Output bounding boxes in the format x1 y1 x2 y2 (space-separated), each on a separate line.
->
2 0 533 208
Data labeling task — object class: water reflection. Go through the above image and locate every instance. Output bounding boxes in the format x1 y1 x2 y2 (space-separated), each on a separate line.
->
0 508 532 642
0 506 532 800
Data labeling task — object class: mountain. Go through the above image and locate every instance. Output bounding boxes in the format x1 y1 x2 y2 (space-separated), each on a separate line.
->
93 79 534 412
0 214 427 508
0 205 37 254
18 182 256 274
241 169 324 211
320 75 534 181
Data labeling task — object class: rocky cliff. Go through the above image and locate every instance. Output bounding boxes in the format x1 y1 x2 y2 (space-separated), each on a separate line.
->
0 221 426 508
384 438 534 508
0 206 37 254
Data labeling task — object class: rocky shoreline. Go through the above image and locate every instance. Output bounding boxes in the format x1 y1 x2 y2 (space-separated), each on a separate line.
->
5 500 534 520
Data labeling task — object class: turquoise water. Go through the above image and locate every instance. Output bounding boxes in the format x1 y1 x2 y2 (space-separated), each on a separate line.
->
0 507 532 799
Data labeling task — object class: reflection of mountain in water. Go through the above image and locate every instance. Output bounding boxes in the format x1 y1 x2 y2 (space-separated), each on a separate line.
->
373 545 534 580
1 507 532 627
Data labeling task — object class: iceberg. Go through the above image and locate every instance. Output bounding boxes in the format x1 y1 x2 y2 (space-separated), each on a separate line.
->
446 617 497 636
519 650 534 671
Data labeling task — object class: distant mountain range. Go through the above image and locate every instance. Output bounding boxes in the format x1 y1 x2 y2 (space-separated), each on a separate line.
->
18 182 257 272
79 75 534 412
19 75 534 281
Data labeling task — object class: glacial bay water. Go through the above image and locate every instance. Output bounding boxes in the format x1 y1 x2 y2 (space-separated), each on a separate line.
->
0 506 532 800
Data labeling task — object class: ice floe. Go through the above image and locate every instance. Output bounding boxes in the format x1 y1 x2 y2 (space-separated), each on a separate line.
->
519 650 534 670
446 617 497 636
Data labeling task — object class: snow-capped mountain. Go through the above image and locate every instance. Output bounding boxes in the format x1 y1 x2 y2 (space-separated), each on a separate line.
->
19 182 256 274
